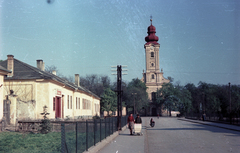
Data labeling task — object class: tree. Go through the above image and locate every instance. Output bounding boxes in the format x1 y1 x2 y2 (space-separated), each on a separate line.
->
198 82 221 117
80 74 112 97
177 87 192 116
100 87 117 116
125 78 148 114
45 65 59 75
39 105 51 134
185 83 199 115
156 83 180 116
229 85 240 116
45 65 74 83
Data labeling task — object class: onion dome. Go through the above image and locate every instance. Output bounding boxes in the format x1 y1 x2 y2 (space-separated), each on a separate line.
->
145 19 159 45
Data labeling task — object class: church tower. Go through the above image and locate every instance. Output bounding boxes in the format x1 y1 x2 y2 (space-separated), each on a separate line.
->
142 19 170 103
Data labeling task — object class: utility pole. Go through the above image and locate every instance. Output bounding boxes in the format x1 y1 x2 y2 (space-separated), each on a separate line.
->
111 65 127 130
229 82 231 113
229 82 232 124
117 65 122 130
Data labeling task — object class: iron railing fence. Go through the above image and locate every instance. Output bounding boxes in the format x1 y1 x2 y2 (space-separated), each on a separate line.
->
185 112 240 125
61 116 128 153
0 116 128 153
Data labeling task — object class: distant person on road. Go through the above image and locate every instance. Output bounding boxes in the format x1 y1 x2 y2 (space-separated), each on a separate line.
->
202 113 206 121
150 118 155 127
135 114 142 124
127 113 134 135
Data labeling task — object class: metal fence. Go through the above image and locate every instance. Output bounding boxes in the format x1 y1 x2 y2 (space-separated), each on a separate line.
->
61 116 128 153
185 112 240 125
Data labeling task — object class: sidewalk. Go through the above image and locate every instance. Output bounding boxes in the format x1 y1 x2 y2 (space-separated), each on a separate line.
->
178 118 240 132
85 117 148 153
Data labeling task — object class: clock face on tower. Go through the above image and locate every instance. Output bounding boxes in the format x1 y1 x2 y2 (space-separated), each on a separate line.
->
150 46 154 50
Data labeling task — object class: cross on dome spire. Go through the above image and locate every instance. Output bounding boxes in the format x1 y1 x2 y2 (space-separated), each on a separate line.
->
150 15 152 25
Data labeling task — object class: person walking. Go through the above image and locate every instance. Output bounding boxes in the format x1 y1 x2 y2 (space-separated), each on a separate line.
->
135 114 142 124
127 113 134 135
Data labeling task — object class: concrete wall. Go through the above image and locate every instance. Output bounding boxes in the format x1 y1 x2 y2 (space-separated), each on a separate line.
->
3 80 36 122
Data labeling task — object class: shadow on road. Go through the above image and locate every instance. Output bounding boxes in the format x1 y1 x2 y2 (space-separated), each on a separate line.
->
147 123 240 136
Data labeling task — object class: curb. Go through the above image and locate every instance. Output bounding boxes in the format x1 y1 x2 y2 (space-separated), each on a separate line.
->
83 125 127 153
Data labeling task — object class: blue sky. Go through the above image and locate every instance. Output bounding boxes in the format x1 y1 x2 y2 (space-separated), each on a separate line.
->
0 0 239 85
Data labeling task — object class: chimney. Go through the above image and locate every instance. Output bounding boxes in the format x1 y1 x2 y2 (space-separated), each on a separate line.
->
52 70 56 75
75 74 80 87
7 55 14 77
36 60 45 71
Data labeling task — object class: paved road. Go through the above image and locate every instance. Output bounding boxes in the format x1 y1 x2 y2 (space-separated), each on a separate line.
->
97 117 240 153
147 117 240 153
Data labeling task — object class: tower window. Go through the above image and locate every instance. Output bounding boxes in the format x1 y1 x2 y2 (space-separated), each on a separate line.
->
151 52 154 57
151 63 154 67
152 74 155 79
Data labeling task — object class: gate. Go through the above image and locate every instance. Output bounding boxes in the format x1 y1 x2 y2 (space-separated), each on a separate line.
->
3 100 10 125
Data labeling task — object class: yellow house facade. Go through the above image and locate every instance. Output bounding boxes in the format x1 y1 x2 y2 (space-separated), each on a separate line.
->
0 55 100 125
0 65 11 122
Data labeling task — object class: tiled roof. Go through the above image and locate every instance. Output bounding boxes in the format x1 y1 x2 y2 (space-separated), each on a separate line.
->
0 58 100 99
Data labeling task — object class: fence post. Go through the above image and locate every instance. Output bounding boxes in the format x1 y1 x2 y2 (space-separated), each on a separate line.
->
112 117 113 133
105 118 106 138
94 119 96 146
1 118 5 131
108 118 110 136
61 123 65 153
100 119 102 142
86 120 88 151
116 117 117 131
76 122 78 153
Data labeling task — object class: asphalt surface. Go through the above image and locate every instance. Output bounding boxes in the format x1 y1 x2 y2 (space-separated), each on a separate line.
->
96 117 240 153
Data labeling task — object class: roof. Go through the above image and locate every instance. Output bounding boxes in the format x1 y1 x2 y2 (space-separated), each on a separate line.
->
0 65 11 73
145 23 159 45
0 58 100 99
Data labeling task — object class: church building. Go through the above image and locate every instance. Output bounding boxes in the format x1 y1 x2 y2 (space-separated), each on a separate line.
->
141 19 170 115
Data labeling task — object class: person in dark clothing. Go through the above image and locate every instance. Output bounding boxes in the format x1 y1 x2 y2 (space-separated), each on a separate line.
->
150 118 155 127
135 114 142 124
127 113 134 135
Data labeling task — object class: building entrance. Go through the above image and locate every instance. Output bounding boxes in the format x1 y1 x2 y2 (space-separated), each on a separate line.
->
55 97 61 118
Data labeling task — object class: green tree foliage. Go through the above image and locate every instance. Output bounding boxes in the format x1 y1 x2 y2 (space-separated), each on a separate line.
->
100 87 117 116
125 78 148 114
156 83 192 116
184 82 240 120
177 86 192 116
156 83 179 116
198 82 221 116
230 85 240 115
185 83 199 114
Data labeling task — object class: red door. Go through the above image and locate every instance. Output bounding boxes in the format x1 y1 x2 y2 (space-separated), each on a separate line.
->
55 97 61 118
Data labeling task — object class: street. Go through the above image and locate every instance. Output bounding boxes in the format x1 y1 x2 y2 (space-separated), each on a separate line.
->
146 117 240 153
97 117 240 153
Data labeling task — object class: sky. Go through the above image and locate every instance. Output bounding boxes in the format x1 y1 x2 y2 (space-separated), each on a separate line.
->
0 0 239 85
